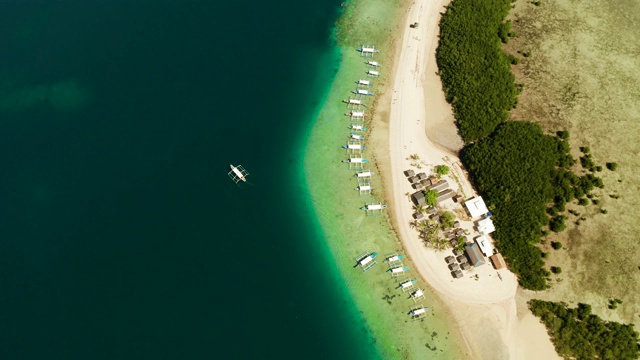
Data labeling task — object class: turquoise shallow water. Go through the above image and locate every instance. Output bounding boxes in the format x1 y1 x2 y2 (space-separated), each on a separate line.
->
0 1 379 359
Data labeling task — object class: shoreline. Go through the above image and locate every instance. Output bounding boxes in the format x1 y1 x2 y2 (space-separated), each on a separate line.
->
303 0 472 358
375 0 560 358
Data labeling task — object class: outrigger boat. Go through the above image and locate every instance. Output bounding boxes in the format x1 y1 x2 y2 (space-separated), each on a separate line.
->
398 279 417 290
366 61 380 67
343 144 365 150
387 266 409 274
357 79 373 86
344 158 368 164
354 171 374 178
228 164 249 183
353 89 374 96
350 125 367 131
356 185 372 192
358 252 377 267
362 203 387 211
411 289 425 300
367 70 380 77
409 307 430 319
345 111 368 118
343 98 364 106
386 254 403 263
350 134 363 140
358 46 379 55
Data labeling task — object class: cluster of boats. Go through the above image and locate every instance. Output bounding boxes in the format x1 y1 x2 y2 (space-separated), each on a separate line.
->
342 45 387 213
355 251 430 320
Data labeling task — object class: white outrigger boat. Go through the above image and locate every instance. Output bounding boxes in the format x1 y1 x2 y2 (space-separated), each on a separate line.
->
409 307 430 320
343 98 364 106
358 45 379 55
366 61 380 67
345 111 368 118
355 251 378 272
350 125 367 131
387 266 409 274
344 158 368 164
353 89 374 96
398 279 417 290
386 254 403 263
354 171 374 178
367 70 380 77
357 79 373 86
363 203 387 211
343 144 365 150
350 134 363 140
228 164 249 183
356 185 372 192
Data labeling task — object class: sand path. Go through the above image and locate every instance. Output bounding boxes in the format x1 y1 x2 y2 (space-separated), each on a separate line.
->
383 0 560 358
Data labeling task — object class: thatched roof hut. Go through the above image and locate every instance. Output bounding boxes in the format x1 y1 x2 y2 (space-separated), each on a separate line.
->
460 262 471 271
413 212 425 220
452 270 464 278
404 169 416 177
445 255 456 264
408 176 420 183
417 172 428 180
448 263 460 271
456 255 467 264
453 249 464 256
411 191 427 207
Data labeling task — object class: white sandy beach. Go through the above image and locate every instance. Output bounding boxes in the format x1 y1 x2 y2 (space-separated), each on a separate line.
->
382 0 561 358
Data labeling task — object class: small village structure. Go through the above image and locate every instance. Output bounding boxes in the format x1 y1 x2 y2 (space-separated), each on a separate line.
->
490 253 507 270
464 243 486 267
465 196 489 219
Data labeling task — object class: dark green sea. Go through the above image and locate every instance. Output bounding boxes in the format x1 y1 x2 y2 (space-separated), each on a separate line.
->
0 1 380 359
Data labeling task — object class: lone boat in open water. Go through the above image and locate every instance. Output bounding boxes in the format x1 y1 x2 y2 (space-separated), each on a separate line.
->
228 164 249 183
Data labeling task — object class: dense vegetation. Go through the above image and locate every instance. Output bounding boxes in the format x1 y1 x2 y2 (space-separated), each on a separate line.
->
436 0 518 142
438 0 605 289
462 123 561 289
529 300 640 359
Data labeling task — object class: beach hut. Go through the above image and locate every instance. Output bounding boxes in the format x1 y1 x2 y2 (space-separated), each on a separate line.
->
452 270 464 279
413 212 425 220
436 189 456 205
448 263 460 271
430 214 441 222
417 172 428 180
408 176 420 184
420 179 430 187
445 255 456 265
453 249 464 256
454 221 460 228
428 207 438 214
460 262 471 271
427 180 449 192
453 194 464 203
404 169 415 177
456 255 467 264
450 239 458 247
412 183 423 190
428 176 438 183
490 253 507 270
465 196 489 219
464 243 486 267
411 191 427 207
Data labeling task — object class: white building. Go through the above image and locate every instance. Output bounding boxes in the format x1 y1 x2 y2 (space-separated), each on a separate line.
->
465 196 489 219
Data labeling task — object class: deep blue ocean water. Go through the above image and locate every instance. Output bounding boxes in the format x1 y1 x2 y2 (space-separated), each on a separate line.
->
0 1 379 359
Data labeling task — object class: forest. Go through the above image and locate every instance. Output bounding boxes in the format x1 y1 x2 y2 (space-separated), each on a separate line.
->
437 0 603 290
529 300 640 359
436 0 517 142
